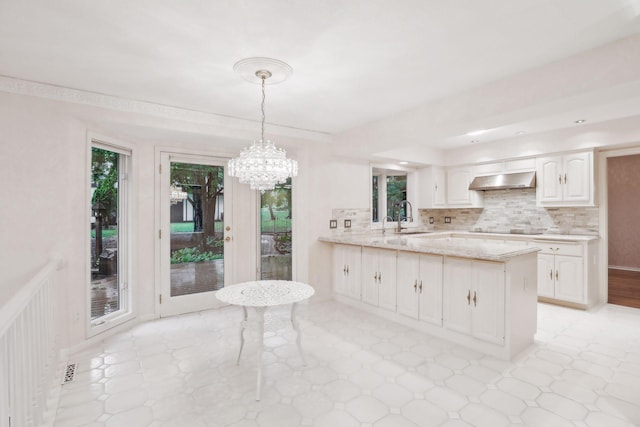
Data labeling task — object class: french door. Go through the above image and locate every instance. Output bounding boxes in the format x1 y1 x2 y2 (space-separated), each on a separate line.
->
159 153 233 317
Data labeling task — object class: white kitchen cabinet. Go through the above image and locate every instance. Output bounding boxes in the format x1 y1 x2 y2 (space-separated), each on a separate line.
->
536 248 584 304
537 152 593 206
443 258 505 345
332 244 361 300
361 247 397 310
447 166 482 207
396 252 443 326
474 158 536 176
417 166 446 208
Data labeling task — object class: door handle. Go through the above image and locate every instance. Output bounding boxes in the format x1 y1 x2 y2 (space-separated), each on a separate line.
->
473 291 477 307
467 290 471 305
224 236 232 242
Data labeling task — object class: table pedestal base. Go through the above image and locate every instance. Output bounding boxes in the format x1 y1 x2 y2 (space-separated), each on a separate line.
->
236 303 307 401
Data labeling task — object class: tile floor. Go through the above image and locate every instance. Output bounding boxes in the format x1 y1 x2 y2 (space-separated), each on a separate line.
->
54 300 640 427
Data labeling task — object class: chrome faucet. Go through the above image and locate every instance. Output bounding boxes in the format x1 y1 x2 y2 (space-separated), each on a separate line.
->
395 200 413 232
381 216 393 234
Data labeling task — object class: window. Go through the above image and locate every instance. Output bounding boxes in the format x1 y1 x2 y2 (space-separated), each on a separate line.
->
372 168 407 223
89 142 131 328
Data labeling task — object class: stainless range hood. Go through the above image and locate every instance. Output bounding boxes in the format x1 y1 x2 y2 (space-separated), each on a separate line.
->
468 171 536 191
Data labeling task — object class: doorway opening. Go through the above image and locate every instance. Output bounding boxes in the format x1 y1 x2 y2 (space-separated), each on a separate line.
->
607 154 640 309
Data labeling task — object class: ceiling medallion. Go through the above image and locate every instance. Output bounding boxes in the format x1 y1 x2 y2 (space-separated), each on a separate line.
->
228 58 298 192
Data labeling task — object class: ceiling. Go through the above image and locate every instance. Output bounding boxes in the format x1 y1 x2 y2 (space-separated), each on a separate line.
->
1 0 640 150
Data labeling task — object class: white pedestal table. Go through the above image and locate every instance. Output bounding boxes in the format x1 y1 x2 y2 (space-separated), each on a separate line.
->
215 280 315 400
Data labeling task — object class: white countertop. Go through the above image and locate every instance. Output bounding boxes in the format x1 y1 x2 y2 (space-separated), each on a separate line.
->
319 230 598 262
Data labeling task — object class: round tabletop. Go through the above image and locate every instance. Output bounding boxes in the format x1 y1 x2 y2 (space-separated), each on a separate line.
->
215 280 315 307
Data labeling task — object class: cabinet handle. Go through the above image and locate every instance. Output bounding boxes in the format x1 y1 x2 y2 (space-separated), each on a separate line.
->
550 269 553 280
419 280 423 293
556 270 559 281
343 265 347 275
467 290 471 305
564 173 567 184
346 265 349 275
374 272 378 281
413 280 417 292
379 272 382 283
558 174 562 184
473 291 477 307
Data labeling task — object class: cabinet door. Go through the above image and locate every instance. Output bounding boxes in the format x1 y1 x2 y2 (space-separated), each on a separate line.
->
361 247 379 306
433 167 446 206
447 168 473 205
443 258 472 335
345 245 362 299
471 261 505 345
418 255 443 326
537 253 555 298
537 156 563 203
378 249 397 311
555 255 584 304
396 252 420 318
332 245 347 296
563 152 591 202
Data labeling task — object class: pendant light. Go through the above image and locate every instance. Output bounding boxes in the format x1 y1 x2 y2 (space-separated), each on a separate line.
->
228 57 298 192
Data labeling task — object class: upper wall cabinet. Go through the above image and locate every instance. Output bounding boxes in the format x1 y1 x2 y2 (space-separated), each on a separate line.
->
537 152 594 206
416 166 446 208
447 166 483 207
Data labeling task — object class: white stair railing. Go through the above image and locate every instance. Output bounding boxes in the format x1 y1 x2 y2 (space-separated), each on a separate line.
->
0 260 61 427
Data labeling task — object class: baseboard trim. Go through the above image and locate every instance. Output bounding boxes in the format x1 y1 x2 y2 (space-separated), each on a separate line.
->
609 265 640 272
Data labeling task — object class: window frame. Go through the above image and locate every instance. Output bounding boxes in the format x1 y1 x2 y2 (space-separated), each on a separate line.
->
86 135 136 337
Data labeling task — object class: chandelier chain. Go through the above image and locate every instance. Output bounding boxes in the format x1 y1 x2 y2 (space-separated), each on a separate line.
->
261 75 266 142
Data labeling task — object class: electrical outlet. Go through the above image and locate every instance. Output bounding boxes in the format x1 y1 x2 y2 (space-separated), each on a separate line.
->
429 217 435 224
444 217 451 223
344 219 351 228
329 219 337 229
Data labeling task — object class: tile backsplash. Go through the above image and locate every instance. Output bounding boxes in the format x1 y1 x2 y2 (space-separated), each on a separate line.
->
332 189 599 236
419 188 599 235
330 208 371 234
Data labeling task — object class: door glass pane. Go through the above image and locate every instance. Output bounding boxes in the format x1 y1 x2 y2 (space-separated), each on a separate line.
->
260 178 292 280
170 162 225 296
90 147 121 320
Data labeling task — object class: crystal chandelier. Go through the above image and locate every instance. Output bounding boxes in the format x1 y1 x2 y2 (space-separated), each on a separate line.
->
228 58 298 192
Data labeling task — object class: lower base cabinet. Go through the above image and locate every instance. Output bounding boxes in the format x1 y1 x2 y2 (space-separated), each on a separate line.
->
443 258 505 345
332 244 361 299
361 247 397 311
396 253 443 326
330 242 537 359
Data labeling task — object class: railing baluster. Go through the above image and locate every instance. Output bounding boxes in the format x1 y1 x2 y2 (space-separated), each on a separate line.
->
0 260 60 427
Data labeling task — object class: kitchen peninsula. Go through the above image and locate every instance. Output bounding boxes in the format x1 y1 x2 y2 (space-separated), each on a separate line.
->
320 232 540 360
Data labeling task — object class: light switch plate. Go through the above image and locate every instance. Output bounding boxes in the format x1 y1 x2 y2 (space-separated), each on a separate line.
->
329 219 337 229
344 219 351 228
